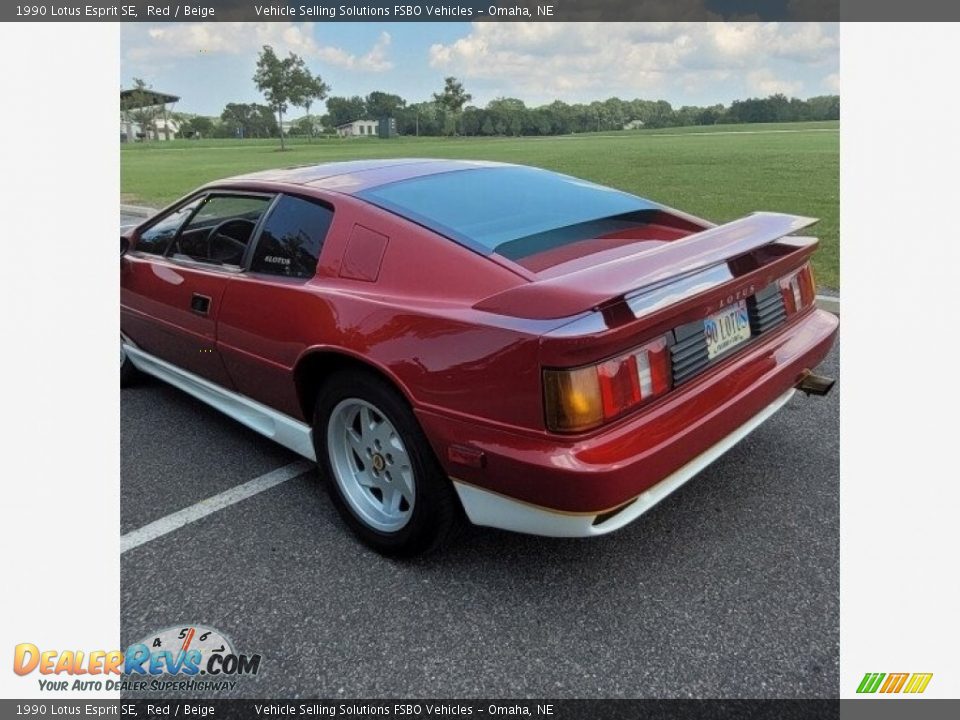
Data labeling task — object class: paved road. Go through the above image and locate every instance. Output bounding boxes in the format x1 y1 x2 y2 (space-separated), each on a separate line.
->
119 341 839 699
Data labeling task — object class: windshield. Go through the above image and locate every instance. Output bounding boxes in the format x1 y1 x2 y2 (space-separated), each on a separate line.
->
356 166 660 260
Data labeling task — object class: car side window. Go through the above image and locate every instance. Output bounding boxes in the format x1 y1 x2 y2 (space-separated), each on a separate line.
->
171 194 272 266
249 195 334 278
135 198 203 255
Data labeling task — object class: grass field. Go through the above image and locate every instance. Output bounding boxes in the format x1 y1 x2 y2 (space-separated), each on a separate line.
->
121 120 839 288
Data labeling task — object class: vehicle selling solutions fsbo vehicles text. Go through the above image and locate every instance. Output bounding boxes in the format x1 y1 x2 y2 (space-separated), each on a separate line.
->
252 704 554 716
252 5 554 18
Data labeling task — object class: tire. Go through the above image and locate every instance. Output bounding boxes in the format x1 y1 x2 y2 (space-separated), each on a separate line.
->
120 338 140 387
313 369 460 557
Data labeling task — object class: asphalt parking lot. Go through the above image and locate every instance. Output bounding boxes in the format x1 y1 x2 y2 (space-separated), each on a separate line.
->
120 328 839 698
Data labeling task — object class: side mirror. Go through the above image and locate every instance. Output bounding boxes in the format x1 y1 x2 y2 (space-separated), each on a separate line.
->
121 236 130 257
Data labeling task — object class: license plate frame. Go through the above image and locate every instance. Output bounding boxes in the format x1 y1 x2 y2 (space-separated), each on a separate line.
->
704 300 751 360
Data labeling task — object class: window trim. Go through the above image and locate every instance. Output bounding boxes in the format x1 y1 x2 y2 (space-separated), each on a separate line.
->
243 191 336 280
129 193 207 258
163 190 276 269
159 193 208 258
133 189 334 278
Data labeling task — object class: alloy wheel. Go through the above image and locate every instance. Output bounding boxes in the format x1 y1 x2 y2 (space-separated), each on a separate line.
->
326 399 416 533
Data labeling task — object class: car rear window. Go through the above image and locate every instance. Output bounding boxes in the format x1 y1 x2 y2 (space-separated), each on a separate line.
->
356 166 659 260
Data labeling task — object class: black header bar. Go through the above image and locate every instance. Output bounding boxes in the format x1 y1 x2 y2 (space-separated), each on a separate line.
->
0 699 844 719
5 700 960 720
7 1 960 23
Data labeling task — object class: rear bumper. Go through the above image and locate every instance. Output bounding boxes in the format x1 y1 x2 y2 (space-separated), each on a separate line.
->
452 388 795 537
416 308 838 537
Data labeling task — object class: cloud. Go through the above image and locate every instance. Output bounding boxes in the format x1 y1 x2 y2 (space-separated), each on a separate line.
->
823 71 840 93
704 23 836 61
428 22 836 100
429 24 691 96
747 69 803 97
126 23 393 72
358 32 392 72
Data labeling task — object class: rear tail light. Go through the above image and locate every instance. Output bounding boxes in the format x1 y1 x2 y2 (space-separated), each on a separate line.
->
779 263 816 315
544 337 671 432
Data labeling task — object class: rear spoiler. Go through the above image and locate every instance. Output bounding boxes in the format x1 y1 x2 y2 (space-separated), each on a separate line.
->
474 212 818 320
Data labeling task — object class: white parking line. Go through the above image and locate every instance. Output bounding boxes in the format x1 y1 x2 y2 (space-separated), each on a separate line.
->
120 460 314 554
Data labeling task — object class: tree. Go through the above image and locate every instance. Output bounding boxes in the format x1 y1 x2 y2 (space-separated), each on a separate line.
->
806 95 840 121
529 107 554 136
461 106 482 136
325 96 367 128
220 103 278 138
570 103 596 133
253 45 308 150
601 97 629 129
230 86 837 139
291 69 330 141
123 78 160 141
545 100 574 134
365 91 406 121
432 76 472 135
433 76 472 113
589 100 605 132
179 115 214 139
399 102 445 136
695 104 726 125
293 116 320 137
643 100 674 128
487 97 526 136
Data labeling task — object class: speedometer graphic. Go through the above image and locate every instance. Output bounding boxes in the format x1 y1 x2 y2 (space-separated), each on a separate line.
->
133 624 235 674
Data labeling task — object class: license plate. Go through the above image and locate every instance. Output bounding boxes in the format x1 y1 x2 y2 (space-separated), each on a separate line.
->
704 300 751 359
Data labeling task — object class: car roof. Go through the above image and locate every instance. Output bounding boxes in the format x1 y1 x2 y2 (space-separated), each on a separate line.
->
226 158 513 195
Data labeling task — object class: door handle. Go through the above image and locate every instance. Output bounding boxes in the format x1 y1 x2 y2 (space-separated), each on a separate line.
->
190 294 211 315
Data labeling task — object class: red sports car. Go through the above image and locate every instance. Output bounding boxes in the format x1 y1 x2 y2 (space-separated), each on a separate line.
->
120 159 838 555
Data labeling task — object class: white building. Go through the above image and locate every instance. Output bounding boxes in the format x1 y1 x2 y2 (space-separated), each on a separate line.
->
337 119 378 138
120 117 180 142
120 87 180 142
149 117 179 140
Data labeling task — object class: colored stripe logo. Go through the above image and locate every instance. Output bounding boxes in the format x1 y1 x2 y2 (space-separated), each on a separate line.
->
857 672 933 694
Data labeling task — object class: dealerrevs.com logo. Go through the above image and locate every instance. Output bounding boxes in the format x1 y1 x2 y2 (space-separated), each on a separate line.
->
856 672 933 694
13 624 261 693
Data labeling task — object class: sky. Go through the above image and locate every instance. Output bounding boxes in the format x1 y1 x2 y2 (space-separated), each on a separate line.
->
121 22 839 117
